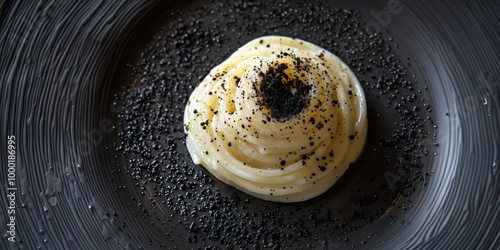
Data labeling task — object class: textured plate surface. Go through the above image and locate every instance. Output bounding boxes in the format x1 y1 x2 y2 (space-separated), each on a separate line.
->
1 0 499 249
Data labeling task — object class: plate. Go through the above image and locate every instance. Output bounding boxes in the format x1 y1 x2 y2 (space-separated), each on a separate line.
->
1 0 498 249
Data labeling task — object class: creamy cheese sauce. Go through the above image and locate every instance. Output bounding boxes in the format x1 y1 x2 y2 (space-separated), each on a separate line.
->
184 36 367 202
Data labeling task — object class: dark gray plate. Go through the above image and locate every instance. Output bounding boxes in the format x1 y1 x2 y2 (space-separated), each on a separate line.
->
1 0 498 249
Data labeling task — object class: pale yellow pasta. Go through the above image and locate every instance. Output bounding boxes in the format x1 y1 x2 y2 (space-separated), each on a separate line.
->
184 36 367 202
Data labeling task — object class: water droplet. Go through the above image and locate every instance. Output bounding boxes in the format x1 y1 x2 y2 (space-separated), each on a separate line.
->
48 196 58 206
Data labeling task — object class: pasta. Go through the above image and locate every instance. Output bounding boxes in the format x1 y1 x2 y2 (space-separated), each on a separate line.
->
184 36 367 202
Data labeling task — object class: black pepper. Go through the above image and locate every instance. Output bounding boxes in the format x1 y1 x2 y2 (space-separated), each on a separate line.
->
255 61 311 121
